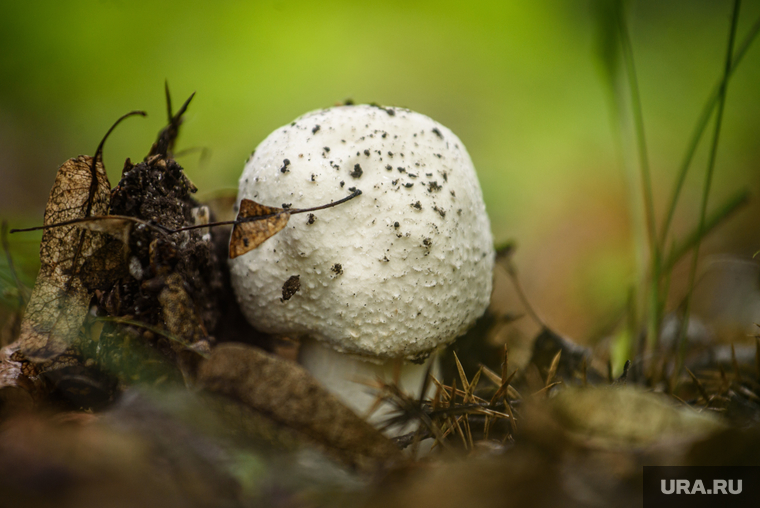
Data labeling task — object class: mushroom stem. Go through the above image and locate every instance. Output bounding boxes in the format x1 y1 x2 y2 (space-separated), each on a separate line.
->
298 338 439 434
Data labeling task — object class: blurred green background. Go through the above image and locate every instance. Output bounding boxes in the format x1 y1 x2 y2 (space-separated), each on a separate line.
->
1 0 759 344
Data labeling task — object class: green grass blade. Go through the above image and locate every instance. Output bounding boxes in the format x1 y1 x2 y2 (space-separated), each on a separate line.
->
676 0 742 374
660 11 760 248
662 188 750 275
616 5 664 350
600 0 665 358
617 6 659 263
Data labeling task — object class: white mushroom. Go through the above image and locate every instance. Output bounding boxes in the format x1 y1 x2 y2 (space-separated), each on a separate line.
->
230 105 494 428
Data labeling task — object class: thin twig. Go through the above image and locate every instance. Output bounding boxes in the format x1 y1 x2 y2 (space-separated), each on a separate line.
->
11 190 363 236
173 189 363 232
10 214 173 235
70 111 147 282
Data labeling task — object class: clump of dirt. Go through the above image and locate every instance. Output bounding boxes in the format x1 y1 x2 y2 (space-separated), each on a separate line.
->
104 153 223 340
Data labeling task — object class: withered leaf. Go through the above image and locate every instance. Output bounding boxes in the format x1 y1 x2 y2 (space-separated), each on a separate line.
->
18 155 110 361
0 343 46 414
73 216 136 245
73 216 136 291
79 240 129 292
229 199 290 259
198 343 401 471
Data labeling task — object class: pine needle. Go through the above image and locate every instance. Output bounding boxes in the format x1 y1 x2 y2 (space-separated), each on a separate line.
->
545 350 562 386
686 367 710 404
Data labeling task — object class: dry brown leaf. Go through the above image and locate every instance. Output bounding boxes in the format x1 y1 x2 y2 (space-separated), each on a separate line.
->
78 240 129 292
198 343 401 471
229 199 290 258
18 155 110 361
73 216 136 245
0 343 45 414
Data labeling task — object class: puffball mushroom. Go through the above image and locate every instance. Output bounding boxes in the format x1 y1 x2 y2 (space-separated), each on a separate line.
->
230 104 494 427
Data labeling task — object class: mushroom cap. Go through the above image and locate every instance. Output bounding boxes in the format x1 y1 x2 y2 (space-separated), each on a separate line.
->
230 105 494 361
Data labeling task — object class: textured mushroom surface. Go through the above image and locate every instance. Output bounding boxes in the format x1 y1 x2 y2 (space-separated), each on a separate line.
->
230 105 494 361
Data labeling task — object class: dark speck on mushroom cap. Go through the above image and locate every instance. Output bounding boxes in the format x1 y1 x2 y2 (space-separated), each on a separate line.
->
229 104 494 360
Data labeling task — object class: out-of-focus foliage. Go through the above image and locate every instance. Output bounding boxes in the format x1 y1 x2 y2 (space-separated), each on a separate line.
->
2 0 760 342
